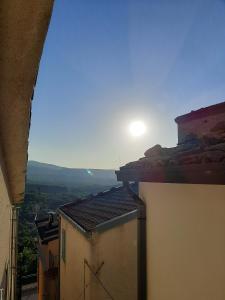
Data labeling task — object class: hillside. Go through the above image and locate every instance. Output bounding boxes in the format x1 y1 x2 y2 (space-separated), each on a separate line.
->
27 160 118 188
19 161 119 276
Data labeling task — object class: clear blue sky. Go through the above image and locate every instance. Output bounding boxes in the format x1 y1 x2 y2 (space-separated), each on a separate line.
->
29 0 225 169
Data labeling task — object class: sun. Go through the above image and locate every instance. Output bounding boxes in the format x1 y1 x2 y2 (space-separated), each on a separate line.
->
129 120 146 137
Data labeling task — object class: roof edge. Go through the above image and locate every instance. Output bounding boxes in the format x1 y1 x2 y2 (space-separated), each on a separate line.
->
95 209 138 233
41 235 59 245
58 206 138 237
175 101 225 124
58 209 91 238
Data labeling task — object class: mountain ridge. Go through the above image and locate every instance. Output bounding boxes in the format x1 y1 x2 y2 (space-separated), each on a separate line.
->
27 160 118 188
28 160 115 171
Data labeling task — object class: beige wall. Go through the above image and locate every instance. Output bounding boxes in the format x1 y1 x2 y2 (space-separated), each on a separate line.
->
47 239 59 300
60 216 92 300
37 239 59 300
139 182 225 300
91 219 137 300
38 259 44 300
60 215 137 300
0 162 12 299
177 112 225 143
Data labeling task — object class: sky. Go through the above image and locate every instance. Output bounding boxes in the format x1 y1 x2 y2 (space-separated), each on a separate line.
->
29 0 225 169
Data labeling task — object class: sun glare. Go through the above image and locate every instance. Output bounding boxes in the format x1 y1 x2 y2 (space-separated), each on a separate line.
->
129 120 146 137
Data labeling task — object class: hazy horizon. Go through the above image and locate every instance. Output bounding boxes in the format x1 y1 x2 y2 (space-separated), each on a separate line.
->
29 0 225 169
28 160 116 171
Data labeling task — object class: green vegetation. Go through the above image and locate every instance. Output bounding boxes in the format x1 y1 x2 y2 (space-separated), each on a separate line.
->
18 192 48 275
18 181 118 277
18 161 118 278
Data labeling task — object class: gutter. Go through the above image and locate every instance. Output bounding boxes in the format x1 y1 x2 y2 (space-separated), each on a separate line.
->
124 182 147 300
95 209 137 233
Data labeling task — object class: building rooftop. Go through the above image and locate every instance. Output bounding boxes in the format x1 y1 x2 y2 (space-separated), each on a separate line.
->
59 185 138 233
35 213 59 244
117 139 225 184
175 101 225 124
117 102 225 184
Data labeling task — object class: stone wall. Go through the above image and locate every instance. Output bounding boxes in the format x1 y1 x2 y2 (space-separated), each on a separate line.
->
177 112 225 144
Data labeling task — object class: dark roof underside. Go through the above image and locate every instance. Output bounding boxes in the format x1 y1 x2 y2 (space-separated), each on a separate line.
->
59 186 138 232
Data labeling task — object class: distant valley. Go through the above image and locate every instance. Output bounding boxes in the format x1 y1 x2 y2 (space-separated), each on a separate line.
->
19 161 119 276
27 160 118 196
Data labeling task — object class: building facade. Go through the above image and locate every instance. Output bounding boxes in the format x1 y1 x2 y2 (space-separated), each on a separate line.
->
0 1 54 299
117 101 225 300
59 186 139 300
175 101 225 144
36 214 59 300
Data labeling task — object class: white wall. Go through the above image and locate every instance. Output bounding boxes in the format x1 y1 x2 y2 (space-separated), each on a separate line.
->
139 182 225 300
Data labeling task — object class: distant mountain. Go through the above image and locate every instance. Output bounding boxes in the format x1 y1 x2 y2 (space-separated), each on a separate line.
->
27 161 118 188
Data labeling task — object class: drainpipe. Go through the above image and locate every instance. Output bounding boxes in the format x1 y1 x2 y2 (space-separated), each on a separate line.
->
9 206 18 300
16 207 21 300
124 182 147 300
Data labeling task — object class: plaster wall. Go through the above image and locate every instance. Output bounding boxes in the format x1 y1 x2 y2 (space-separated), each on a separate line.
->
0 162 12 298
37 239 59 300
0 0 54 203
60 216 137 300
60 216 92 300
139 182 225 300
91 218 137 300
38 259 44 300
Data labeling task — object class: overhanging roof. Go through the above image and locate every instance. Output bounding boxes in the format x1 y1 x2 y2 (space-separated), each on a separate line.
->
0 0 54 203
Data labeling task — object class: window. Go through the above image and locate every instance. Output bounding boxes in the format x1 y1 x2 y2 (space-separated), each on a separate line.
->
61 229 66 262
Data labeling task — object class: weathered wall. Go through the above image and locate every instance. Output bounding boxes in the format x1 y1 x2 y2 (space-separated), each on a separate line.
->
60 216 92 300
139 182 225 300
60 216 137 300
47 239 59 300
0 162 12 298
91 218 137 300
177 112 225 143
38 259 44 300
37 239 59 300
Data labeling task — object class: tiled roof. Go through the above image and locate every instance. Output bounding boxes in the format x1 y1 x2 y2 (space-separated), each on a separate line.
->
59 185 138 232
116 138 225 184
35 214 59 244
